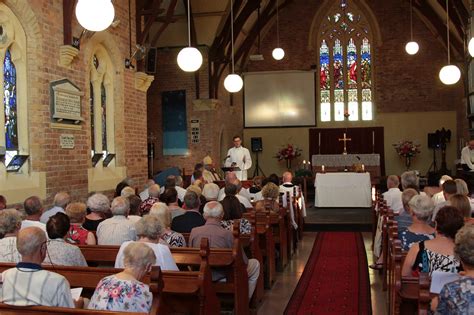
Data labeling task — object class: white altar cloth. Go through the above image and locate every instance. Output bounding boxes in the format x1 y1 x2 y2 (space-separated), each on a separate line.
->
312 154 380 166
314 172 372 207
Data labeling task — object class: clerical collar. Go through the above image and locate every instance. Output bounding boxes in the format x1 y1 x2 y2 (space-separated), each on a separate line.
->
16 262 42 271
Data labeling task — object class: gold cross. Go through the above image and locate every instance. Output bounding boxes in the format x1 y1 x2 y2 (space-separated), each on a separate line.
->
338 132 352 155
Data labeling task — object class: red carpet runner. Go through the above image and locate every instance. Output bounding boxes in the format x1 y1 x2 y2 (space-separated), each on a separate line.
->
284 232 372 315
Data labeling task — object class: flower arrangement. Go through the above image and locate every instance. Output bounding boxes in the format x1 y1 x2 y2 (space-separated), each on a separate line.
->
393 140 421 158
275 143 302 161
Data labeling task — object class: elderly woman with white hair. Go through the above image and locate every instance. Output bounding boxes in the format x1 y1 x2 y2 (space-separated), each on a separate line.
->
399 195 436 251
0 209 23 262
88 242 156 313
149 202 186 247
202 183 220 201
432 224 474 313
83 193 110 231
114 215 178 271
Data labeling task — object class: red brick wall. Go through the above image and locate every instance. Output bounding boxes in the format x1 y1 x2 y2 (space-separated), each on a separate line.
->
6 0 148 205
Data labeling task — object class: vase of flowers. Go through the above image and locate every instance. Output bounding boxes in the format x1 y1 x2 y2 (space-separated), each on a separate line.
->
275 143 302 170
393 140 421 170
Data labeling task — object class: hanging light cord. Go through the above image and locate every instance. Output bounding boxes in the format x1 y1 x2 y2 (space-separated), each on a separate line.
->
446 0 451 64
187 0 191 47
409 0 413 41
276 0 280 47
230 0 235 74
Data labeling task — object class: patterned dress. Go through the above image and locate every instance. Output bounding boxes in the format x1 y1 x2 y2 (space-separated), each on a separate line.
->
66 224 90 245
412 241 461 276
161 230 186 247
88 275 153 313
221 218 251 235
399 229 434 251
436 276 474 315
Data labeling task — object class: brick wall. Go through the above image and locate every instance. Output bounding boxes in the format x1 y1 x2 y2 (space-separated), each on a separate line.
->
4 0 148 206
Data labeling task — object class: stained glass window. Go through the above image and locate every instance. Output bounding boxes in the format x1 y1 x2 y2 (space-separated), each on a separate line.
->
4 49 18 165
90 82 94 155
317 0 374 122
101 83 107 153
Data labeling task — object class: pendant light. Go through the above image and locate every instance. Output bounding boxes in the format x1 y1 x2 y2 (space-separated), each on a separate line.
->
405 0 419 55
224 0 243 93
75 0 115 32
272 0 285 60
439 0 461 85
468 37 474 57
177 0 203 72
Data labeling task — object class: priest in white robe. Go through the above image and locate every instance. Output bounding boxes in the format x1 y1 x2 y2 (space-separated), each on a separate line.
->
224 136 252 180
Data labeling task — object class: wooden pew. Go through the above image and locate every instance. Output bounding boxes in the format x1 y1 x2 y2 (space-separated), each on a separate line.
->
0 305 155 315
79 225 252 315
0 239 220 315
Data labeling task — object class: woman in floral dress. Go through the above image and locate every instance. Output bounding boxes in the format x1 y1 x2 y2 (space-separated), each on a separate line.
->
88 242 156 313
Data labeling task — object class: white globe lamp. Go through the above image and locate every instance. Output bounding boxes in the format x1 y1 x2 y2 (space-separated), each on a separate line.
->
439 64 461 85
468 37 474 57
405 41 419 55
177 47 203 72
224 74 243 93
75 0 115 32
272 48 285 60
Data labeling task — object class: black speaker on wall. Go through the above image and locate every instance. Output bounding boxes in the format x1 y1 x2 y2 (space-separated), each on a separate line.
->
146 47 157 74
251 137 263 152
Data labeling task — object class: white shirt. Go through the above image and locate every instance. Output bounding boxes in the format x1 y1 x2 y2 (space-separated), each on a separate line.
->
217 187 252 202
236 195 253 209
224 146 252 180
40 206 65 224
382 188 403 214
139 188 149 201
432 191 445 206
114 240 179 271
159 186 186 202
97 215 137 245
1 263 75 307
21 220 47 236
0 237 21 263
461 146 474 170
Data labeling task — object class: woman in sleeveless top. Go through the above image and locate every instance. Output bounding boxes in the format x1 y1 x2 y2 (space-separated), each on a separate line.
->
402 206 464 277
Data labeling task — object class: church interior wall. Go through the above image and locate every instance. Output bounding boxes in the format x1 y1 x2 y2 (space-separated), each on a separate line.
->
1 0 148 206
242 0 465 178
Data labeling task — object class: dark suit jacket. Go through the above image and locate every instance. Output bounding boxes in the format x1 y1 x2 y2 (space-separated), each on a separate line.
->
171 210 206 233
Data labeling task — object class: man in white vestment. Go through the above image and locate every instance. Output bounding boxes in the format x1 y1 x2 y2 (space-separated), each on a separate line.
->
279 171 306 229
224 136 252 180
461 139 474 171
382 175 403 214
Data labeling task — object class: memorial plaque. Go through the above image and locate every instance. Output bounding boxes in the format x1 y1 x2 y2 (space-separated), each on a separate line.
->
60 134 75 149
50 79 84 123
191 119 200 144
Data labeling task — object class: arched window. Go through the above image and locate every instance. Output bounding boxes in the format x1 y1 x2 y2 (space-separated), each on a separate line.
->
90 47 115 166
4 48 18 165
318 0 373 122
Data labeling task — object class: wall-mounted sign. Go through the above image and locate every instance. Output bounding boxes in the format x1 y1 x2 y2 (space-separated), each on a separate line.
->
60 134 75 149
191 119 200 144
50 79 84 124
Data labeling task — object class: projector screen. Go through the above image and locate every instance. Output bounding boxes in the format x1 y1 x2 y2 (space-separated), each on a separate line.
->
244 70 316 127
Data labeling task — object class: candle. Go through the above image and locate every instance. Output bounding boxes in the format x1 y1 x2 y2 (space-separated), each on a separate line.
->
303 160 306 170
362 164 365 172
322 165 325 172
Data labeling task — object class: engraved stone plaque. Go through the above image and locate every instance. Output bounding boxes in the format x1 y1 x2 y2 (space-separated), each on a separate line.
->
50 79 84 123
60 134 75 149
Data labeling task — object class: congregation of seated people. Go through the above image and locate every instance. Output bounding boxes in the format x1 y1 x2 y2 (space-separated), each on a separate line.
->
0 161 306 313
372 170 474 313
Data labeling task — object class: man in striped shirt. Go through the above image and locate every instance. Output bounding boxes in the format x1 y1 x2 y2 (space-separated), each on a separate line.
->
0 226 76 307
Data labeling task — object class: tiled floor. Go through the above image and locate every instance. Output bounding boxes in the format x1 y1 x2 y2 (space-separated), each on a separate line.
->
257 232 388 314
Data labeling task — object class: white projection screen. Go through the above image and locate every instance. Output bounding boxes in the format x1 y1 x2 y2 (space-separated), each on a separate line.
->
244 70 316 127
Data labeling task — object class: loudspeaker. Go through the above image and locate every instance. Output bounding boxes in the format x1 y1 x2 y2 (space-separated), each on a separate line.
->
428 133 440 149
146 47 157 74
251 137 263 152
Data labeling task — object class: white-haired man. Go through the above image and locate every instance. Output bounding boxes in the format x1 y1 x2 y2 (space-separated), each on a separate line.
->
40 192 71 224
139 178 156 201
382 175 403 213
1 227 78 307
217 172 252 201
189 201 260 299
431 175 453 206
279 171 307 229
96 197 137 245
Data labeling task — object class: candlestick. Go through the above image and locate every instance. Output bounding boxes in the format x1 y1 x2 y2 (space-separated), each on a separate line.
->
318 132 321 155
372 131 375 153
321 164 325 172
